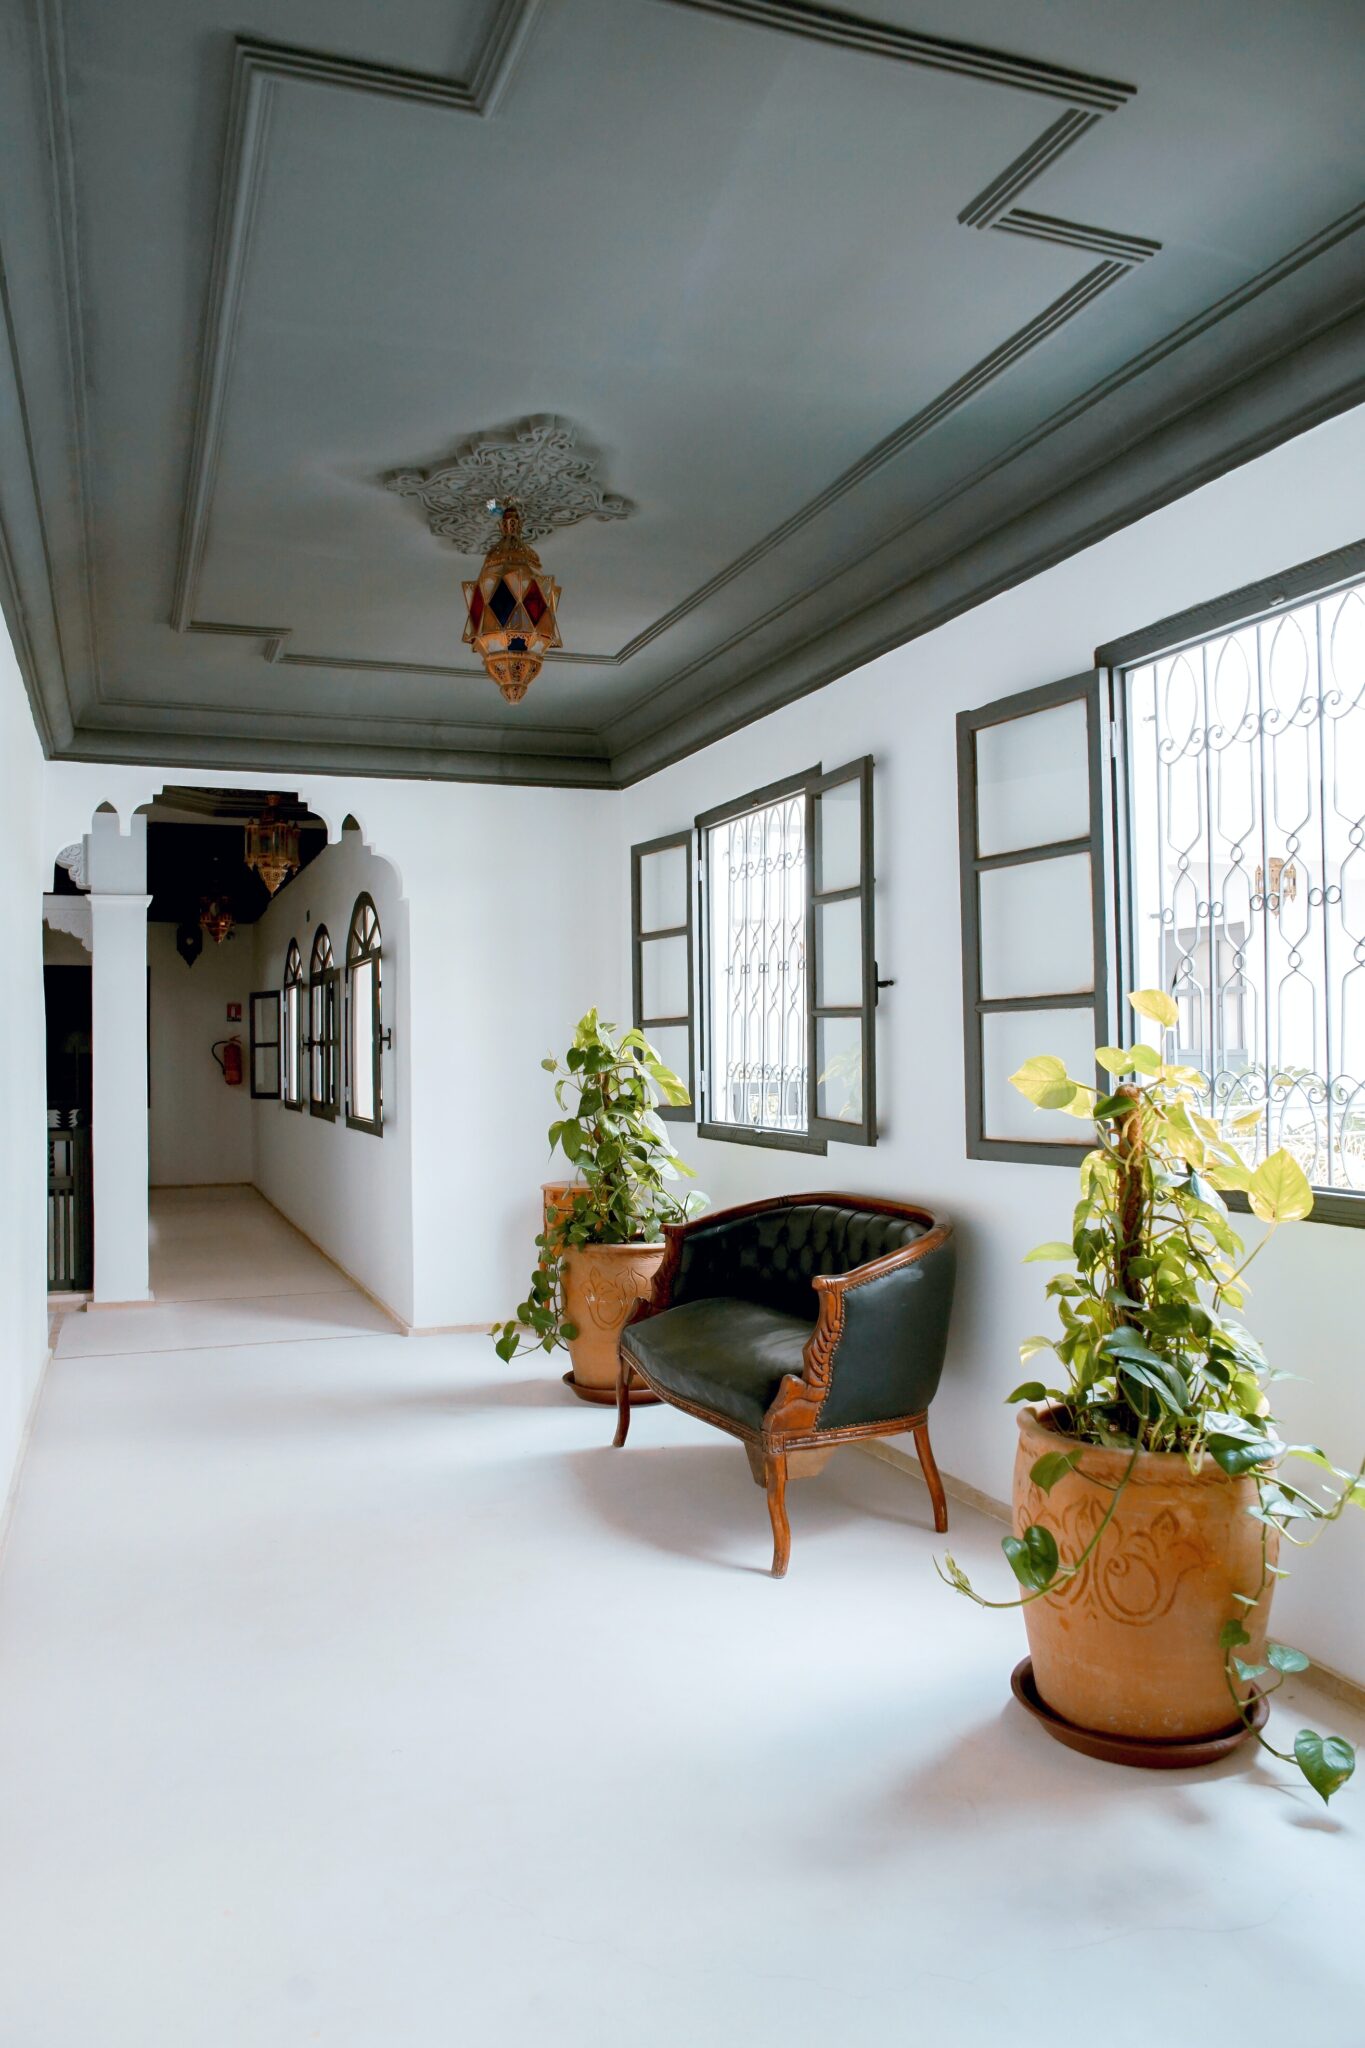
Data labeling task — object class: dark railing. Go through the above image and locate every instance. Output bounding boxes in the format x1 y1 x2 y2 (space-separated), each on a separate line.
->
47 1119 92 1292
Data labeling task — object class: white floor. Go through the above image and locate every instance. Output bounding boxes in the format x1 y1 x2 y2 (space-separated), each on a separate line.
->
3 1192 1362 2045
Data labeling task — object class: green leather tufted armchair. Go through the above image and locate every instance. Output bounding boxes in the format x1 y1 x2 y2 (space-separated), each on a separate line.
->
614 1193 956 1576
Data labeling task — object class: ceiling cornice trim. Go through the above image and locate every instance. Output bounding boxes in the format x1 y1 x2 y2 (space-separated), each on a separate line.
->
167 6 1148 693
608 301 1365 784
168 8 542 635
659 1 1136 110
61 721 615 789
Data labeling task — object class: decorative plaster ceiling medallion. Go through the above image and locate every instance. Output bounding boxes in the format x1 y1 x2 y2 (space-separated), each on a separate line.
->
385 415 631 554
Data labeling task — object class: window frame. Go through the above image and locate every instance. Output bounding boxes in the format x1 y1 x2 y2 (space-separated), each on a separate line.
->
308 926 339 1123
694 759 879 1155
344 891 384 1138
697 765 823 1155
957 671 1112 1167
282 938 304 1112
248 990 282 1100
1097 534 1365 1230
630 831 694 1124
807 754 877 1148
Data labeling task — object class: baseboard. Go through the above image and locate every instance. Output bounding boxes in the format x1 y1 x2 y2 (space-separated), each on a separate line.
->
407 1323 496 1337
0 1343 52 1580
859 1436 1011 1526
856 1439 1365 1718
251 1186 408 1334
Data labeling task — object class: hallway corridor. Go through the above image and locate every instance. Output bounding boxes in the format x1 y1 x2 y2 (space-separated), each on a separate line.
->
1 1203 1362 2045
56 1188 396 1359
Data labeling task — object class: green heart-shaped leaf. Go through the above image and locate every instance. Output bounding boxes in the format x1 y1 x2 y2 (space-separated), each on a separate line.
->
1002 1523 1059 1592
1294 1729 1356 1803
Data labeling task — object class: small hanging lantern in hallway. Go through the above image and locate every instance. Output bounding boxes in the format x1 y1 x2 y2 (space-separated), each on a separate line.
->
462 503 562 704
199 895 236 946
244 795 300 897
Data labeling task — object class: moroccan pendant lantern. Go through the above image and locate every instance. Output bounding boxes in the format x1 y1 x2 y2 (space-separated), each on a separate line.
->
199 895 236 946
244 794 301 896
462 503 562 703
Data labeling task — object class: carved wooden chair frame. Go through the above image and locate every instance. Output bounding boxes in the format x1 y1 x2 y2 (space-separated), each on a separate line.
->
614 1192 952 1576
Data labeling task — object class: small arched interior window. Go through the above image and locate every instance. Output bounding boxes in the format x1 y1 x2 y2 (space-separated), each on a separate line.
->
308 926 339 1121
345 893 384 1136
282 939 304 1110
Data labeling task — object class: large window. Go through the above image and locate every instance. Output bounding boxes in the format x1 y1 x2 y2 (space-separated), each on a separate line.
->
345 893 383 1136
957 541 1365 1224
693 758 877 1151
308 926 339 1122
1119 566 1365 1211
282 939 304 1111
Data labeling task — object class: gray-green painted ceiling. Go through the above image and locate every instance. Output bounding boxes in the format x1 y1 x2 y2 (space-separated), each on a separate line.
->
2 0 1364 787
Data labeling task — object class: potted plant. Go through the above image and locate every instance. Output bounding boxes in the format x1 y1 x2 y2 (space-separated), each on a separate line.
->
940 989 1362 1801
491 1010 705 1401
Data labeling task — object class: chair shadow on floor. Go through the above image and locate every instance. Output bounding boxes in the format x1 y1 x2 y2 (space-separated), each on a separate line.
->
566 1437 942 1575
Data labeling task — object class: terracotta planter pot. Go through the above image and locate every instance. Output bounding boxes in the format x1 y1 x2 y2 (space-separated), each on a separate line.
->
1013 1405 1277 1742
559 1240 667 1392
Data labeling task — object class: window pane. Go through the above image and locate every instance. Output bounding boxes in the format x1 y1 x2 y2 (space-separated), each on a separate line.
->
351 960 375 1124
981 1007 1097 1142
975 699 1089 856
1125 582 1365 1192
814 778 861 893
705 794 807 1134
814 896 863 1008
639 844 688 933
641 933 688 1020
815 1015 863 1125
643 1023 689 1097
284 984 300 1102
979 852 1093 1000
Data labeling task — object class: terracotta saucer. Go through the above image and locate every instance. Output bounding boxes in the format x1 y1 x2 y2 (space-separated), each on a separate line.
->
561 1372 659 1407
1010 1658 1268 1769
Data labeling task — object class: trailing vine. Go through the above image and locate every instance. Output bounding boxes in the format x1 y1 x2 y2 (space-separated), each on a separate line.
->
937 990 1363 1803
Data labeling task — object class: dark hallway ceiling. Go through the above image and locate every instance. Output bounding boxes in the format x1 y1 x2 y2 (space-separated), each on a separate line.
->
2 0 1363 787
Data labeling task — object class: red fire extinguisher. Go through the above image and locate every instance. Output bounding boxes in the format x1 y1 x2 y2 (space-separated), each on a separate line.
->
212 1036 244 1086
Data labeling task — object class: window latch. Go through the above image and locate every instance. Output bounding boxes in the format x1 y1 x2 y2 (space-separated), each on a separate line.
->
875 963 895 1007
379 1026 394 1052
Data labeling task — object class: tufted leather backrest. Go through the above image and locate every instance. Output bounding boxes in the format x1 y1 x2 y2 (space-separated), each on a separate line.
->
673 1201 927 1324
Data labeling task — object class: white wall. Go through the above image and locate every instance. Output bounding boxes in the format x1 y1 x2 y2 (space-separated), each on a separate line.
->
617 402 1365 1684
253 828 414 1325
0 628 50 1523
149 921 254 1186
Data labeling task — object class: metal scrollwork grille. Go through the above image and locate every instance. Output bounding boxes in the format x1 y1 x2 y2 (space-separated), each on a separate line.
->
705 794 808 1134
1124 576 1365 1191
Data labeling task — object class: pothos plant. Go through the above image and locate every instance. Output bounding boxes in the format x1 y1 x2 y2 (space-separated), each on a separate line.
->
938 988 1364 1804
490 1010 705 1364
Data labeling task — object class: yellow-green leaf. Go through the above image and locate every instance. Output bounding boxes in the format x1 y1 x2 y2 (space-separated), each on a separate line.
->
1023 1242 1073 1263
1248 1149 1314 1224
1127 1043 1162 1076
1094 1046 1134 1075
1129 988 1179 1029
1010 1055 1080 1110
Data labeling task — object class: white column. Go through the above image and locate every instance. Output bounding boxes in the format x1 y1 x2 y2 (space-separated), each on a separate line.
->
90 892 153 1303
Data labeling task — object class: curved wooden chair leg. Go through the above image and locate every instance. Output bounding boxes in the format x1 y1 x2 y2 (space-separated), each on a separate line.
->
912 1418 948 1533
764 1450 791 1578
612 1352 632 1448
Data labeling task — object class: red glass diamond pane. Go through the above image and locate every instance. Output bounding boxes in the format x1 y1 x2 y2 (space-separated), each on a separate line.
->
523 582 547 626
468 586 485 631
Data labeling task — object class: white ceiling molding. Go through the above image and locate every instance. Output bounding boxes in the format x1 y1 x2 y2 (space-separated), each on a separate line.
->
55 841 89 889
386 416 633 555
43 893 92 951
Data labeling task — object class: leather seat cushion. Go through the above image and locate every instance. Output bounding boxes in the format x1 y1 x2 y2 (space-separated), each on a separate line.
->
621 1297 812 1433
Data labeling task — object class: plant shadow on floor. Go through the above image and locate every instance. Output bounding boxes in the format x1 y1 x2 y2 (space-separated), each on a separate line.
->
565 1439 941 1574
828 1698 1346 1870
